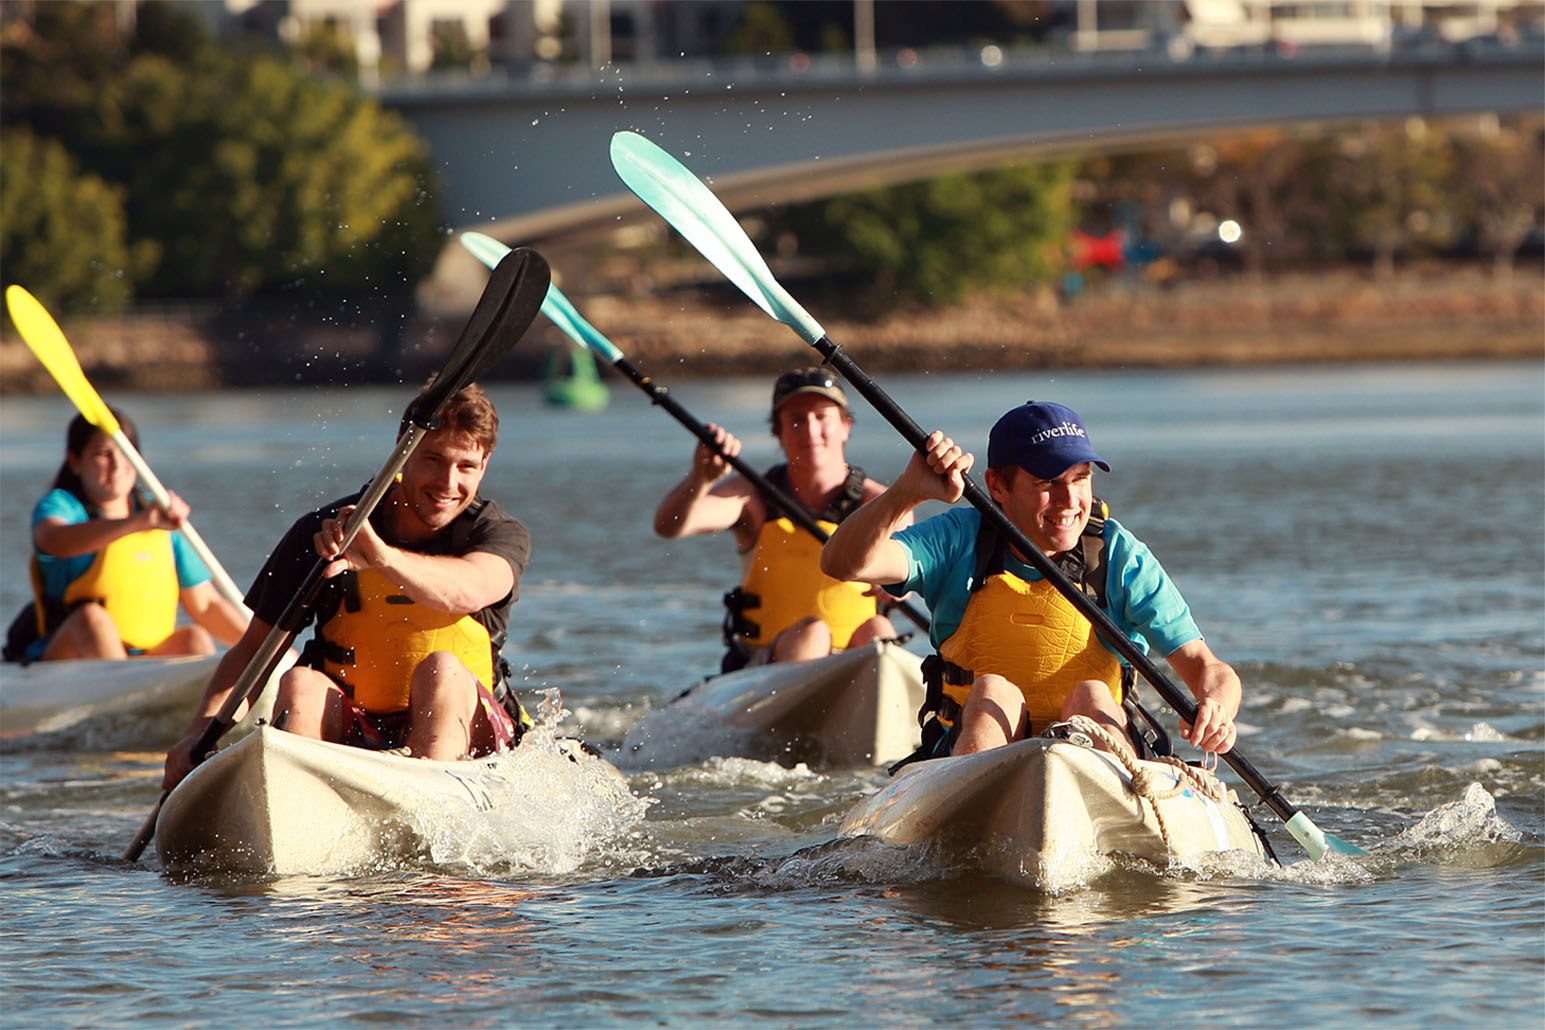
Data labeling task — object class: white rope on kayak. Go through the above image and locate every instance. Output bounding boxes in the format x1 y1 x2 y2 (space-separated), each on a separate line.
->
1062 714 1230 859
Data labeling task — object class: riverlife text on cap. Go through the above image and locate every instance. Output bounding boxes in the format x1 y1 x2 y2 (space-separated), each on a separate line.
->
987 401 1112 481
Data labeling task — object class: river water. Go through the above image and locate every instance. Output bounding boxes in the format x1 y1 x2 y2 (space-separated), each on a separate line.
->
1 360 1540 1028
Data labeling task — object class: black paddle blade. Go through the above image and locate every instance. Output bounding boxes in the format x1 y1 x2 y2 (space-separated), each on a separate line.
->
406 247 551 428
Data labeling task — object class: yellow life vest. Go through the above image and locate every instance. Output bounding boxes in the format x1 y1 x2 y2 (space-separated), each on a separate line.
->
938 570 1123 731
314 567 496 713
734 516 878 650
57 528 181 651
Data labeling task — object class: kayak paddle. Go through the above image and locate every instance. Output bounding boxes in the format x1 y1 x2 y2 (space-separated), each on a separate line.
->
6 285 248 611
607 130 1364 861
121 246 551 862
460 230 931 637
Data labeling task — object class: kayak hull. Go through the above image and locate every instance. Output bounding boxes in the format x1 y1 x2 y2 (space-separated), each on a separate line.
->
0 652 284 737
154 726 629 877
839 737 1267 890
620 641 926 769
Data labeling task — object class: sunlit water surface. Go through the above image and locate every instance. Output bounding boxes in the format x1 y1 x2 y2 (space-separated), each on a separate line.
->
2 361 1541 1027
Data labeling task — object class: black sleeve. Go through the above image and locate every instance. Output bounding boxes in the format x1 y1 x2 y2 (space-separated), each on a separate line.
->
244 495 358 628
459 499 531 603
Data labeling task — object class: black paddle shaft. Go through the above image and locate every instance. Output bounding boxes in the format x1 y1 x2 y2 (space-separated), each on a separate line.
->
806 335 1302 826
612 354 931 635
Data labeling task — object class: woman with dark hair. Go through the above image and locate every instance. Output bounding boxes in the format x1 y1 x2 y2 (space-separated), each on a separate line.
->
4 410 249 663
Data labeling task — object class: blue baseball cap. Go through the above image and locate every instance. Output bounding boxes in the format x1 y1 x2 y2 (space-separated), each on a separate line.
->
987 401 1110 480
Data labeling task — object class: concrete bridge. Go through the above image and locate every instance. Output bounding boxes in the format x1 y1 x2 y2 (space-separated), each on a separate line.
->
378 41 1543 305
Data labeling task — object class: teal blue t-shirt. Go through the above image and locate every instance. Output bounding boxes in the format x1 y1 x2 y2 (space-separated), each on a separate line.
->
31 488 211 601
890 505 1200 661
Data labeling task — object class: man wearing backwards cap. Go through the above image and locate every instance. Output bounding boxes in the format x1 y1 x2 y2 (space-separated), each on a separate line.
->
654 367 901 672
822 401 1241 761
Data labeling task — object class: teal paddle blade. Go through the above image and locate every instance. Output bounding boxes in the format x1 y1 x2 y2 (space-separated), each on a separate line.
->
608 131 827 344
461 232 625 363
1285 811 1367 859
540 283 624 365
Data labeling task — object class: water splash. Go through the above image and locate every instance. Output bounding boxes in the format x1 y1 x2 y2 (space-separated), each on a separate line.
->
416 689 649 877
1386 782 1525 866
614 699 763 771
1409 722 1510 743
417 732 648 877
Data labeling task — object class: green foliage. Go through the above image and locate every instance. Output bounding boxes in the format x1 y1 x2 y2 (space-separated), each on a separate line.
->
295 19 359 78
95 50 443 299
1451 117 1545 274
430 20 479 71
0 128 145 314
0 2 130 152
131 0 211 64
772 162 1076 308
1324 120 1460 276
1 4 444 308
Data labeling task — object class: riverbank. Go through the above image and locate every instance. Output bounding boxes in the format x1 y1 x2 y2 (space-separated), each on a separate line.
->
2 262 1539 394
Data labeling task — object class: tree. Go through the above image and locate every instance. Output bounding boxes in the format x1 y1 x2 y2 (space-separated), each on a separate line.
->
1451 116 1544 279
97 50 443 300
1326 120 1458 278
1 3 444 306
771 161 1076 309
430 19 480 71
294 18 360 78
0 128 145 314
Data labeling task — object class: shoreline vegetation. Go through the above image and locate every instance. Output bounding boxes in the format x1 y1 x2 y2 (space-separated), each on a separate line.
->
1 262 1539 395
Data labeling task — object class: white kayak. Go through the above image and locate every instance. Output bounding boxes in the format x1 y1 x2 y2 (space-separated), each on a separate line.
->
155 725 641 876
838 731 1269 891
0 651 287 737
618 641 927 769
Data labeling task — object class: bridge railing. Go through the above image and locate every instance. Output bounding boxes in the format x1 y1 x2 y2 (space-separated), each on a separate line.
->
371 0 1542 99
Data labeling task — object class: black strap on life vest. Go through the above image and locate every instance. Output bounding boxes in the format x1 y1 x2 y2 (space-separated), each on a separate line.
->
720 464 867 654
763 463 867 523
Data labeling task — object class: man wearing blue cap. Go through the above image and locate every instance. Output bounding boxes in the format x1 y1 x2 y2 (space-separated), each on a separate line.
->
822 401 1241 762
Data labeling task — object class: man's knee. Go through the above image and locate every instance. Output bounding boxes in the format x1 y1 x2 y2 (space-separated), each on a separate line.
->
171 625 217 656
967 673 1022 709
952 674 1029 753
847 614 897 648
772 617 831 662
410 652 479 706
789 616 829 644
275 666 331 706
963 673 1029 727
1061 679 1122 718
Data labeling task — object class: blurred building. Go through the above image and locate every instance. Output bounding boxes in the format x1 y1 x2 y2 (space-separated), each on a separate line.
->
208 1 749 77
27 1 1537 81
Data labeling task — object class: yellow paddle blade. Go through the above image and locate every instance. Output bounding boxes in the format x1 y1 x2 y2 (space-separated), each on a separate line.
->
5 285 121 435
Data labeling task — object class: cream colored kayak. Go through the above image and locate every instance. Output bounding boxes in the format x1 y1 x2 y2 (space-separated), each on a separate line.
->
155 725 640 876
0 651 285 737
838 734 1268 891
619 641 926 769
